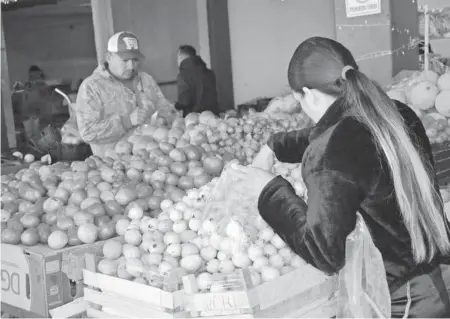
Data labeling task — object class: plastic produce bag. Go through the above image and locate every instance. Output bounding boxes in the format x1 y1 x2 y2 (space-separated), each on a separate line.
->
200 162 260 253
337 213 391 318
200 161 307 254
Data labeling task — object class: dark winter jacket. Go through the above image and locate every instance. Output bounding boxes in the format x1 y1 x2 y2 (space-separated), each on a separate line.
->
175 56 219 117
259 98 450 293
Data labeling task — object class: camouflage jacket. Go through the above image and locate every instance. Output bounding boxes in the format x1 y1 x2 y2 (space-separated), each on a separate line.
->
75 64 175 157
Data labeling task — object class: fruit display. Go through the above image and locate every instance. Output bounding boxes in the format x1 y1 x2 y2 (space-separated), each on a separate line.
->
109 110 312 166
387 70 450 143
94 159 308 292
1 162 119 248
1 110 312 250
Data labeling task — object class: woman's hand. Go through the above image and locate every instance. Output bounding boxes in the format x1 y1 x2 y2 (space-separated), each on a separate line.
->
228 164 276 199
252 144 275 170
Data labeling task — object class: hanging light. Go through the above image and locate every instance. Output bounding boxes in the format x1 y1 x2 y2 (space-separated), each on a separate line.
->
1 0 19 4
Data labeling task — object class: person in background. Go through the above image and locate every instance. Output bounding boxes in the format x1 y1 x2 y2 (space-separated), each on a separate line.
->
175 45 219 117
76 31 177 157
231 37 450 318
25 65 45 89
419 40 434 55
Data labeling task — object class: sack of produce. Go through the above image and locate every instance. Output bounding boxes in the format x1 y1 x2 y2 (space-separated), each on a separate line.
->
199 161 307 255
264 93 302 115
199 162 259 253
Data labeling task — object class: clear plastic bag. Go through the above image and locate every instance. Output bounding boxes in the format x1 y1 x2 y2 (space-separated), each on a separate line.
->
337 213 391 318
200 163 260 253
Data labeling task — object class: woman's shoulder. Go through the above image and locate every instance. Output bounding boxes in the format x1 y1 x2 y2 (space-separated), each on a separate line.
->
304 116 381 188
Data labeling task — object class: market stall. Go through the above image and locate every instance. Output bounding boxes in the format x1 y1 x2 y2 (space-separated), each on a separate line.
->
2 0 450 318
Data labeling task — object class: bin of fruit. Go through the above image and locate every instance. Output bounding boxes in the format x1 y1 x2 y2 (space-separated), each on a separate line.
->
80 247 186 318
386 69 450 185
73 160 336 318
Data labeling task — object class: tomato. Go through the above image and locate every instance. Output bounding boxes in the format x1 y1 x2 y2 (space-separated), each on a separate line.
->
193 175 212 188
159 142 175 155
202 157 224 176
170 162 188 177
178 176 194 190
165 173 180 186
169 149 187 162
148 196 164 211
156 155 174 167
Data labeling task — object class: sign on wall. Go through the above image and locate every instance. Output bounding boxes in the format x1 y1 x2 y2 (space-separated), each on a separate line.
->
345 0 381 18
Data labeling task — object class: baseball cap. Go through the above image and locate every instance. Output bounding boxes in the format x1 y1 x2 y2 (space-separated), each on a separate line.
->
107 31 145 60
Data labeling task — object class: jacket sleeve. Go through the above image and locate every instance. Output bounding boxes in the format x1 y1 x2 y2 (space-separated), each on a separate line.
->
267 127 314 163
144 74 176 113
258 171 363 274
76 82 132 145
175 72 194 111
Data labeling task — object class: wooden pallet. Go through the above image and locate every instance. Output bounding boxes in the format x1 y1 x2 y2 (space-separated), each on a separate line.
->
81 254 186 318
182 265 338 318
60 253 337 318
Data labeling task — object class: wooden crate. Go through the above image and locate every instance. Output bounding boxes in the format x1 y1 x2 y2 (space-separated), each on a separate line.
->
432 142 450 187
182 265 338 318
81 254 186 318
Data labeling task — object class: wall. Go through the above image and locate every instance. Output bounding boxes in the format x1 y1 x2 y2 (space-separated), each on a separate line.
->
2 7 97 86
1 17 16 150
110 0 201 84
417 0 449 9
227 0 336 105
390 0 420 76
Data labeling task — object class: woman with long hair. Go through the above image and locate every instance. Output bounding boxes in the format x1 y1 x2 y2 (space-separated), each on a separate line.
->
230 37 450 317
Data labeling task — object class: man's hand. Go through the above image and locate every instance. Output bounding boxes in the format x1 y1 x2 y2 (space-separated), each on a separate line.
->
130 108 149 126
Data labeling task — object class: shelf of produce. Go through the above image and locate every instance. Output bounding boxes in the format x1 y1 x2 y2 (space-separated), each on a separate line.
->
0 240 108 318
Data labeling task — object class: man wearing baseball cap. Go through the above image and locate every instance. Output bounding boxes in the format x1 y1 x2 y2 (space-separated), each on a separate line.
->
74 31 177 157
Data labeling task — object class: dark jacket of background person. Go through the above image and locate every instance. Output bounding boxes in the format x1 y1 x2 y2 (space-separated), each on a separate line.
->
175 56 219 117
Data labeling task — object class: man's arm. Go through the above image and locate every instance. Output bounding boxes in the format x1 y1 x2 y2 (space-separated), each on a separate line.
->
76 82 132 145
144 74 176 112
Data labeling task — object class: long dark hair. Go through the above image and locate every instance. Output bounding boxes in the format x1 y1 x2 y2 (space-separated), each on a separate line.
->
288 37 449 263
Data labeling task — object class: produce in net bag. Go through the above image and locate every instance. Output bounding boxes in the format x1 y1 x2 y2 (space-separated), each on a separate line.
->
337 213 391 318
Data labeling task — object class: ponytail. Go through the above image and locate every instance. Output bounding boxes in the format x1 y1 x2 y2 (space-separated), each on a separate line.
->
344 68 450 263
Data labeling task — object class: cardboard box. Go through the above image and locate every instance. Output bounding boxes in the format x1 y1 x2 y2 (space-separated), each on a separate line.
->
0 240 108 318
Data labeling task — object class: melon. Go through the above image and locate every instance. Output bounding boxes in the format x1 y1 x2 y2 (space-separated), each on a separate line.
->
387 90 407 104
419 70 439 83
437 73 450 91
435 91 450 117
409 81 439 110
